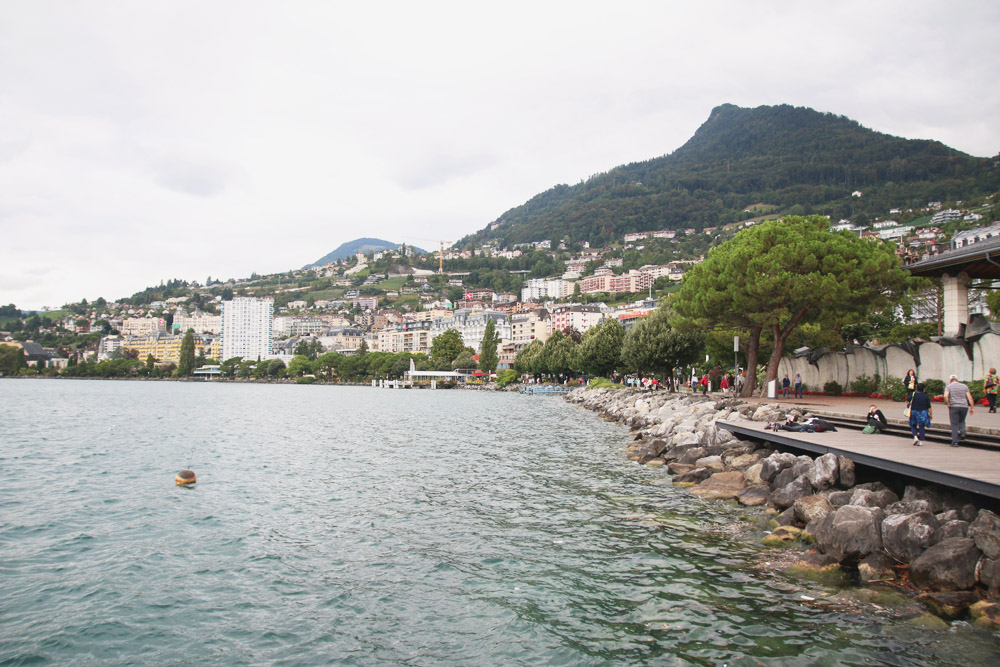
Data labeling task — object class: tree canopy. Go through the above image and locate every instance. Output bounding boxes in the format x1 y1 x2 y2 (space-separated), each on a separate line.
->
672 215 907 394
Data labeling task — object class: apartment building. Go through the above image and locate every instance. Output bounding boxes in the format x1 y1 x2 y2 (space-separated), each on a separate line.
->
120 317 167 337
221 297 274 361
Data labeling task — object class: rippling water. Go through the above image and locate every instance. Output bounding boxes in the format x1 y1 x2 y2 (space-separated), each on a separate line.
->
2 380 999 665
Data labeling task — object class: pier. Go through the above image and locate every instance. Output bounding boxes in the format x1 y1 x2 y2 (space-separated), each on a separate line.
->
718 419 1000 501
520 385 571 395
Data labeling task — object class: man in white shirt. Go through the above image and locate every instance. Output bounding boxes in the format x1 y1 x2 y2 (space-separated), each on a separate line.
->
944 374 974 448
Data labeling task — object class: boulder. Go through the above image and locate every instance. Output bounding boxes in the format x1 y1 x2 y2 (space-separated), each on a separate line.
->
837 456 856 488
793 494 834 525
736 485 771 506
759 452 797 483
675 446 709 465
968 509 1000 560
812 504 885 562
886 499 933 515
773 458 814 490
909 538 982 591
743 463 764 486
667 462 694 475
673 467 714 485
970 600 1000 629
979 557 1000 594
934 520 969 542
725 453 760 470
850 488 899 509
694 455 726 472
881 511 940 562
917 591 981 621
935 509 961 523
772 507 798 527
770 475 816 510
827 490 853 507
645 459 665 467
807 453 839 490
783 552 848 585
901 485 943 513
689 471 746 500
762 525 803 546
858 552 896 582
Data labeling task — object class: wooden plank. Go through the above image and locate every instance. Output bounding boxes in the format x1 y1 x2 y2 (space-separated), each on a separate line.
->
718 420 1000 500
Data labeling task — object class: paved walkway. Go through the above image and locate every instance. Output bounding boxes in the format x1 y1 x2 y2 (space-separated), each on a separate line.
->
721 392 1000 435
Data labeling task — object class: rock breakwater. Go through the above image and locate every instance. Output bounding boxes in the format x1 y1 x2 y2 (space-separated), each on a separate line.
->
566 386 1000 626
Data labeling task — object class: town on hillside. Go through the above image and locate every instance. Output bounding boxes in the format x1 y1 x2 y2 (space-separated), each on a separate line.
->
0 197 998 379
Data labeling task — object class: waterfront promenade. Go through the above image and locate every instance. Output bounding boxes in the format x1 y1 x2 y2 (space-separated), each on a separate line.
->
718 393 1000 501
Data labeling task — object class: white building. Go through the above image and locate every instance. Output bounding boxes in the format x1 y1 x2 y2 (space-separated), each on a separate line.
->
221 297 274 361
521 278 575 302
172 310 222 335
121 317 167 337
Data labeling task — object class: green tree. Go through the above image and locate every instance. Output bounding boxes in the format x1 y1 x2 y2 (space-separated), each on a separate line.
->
287 355 313 377
621 306 703 383
541 329 577 381
452 348 477 371
430 329 465 369
177 329 196 376
0 345 27 376
672 216 906 395
294 337 324 360
513 339 544 377
478 319 500 376
575 318 624 378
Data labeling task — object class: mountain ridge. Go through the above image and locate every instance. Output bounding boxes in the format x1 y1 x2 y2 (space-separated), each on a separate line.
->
459 103 999 248
303 238 426 269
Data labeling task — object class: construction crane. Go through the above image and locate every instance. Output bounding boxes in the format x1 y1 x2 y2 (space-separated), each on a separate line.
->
406 237 453 274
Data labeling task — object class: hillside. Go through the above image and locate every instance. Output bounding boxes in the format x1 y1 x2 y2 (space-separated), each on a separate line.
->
461 104 1000 248
303 238 425 269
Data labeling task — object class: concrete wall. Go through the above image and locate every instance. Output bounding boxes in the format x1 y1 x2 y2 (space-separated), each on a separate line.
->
776 331 1000 390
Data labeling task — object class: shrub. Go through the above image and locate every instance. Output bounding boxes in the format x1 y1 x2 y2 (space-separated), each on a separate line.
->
967 379 986 402
879 375 907 402
496 369 519 388
823 380 843 396
849 374 880 396
588 377 621 390
923 378 945 397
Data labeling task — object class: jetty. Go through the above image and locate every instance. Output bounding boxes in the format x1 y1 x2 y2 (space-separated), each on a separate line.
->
520 385 571 395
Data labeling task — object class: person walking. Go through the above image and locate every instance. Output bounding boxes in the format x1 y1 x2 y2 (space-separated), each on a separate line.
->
794 373 803 399
905 369 917 404
908 382 933 446
985 367 999 413
944 374 974 447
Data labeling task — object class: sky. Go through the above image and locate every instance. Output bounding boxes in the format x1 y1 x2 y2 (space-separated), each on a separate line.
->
2 2 999 311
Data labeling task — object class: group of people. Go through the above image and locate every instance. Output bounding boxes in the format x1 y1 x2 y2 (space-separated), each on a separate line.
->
780 373 803 399
893 368 999 447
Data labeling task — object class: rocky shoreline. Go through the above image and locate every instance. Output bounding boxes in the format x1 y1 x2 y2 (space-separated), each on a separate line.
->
566 386 1000 628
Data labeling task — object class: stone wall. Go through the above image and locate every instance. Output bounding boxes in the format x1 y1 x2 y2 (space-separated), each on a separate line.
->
776 331 1000 390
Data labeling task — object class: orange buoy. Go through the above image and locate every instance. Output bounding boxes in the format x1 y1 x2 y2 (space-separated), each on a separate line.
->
175 469 196 486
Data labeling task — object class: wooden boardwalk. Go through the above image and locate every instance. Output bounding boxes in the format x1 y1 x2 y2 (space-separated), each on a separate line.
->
718 419 1000 500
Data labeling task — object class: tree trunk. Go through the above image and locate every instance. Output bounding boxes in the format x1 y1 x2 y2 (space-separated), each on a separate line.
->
739 325 763 398
765 309 808 387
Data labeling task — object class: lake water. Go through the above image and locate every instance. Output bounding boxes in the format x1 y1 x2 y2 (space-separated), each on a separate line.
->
2 379 999 665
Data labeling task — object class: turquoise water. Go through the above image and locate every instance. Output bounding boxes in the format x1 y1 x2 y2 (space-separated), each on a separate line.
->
2 379 998 665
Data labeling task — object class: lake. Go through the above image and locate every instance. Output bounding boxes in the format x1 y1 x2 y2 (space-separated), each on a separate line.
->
2 379 998 665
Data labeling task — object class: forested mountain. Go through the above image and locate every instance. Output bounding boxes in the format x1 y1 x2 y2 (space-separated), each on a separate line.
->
460 104 1000 248
304 238 425 269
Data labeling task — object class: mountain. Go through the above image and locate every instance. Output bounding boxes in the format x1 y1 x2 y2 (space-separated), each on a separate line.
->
303 238 426 269
460 104 999 248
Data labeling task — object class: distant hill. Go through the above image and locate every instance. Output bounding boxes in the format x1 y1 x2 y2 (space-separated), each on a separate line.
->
303 238 426 269
460 103 1000 248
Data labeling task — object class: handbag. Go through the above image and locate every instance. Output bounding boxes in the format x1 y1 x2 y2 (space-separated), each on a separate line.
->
903 406 911 417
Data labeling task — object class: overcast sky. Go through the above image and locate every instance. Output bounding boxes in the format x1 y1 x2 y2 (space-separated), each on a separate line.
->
2 2 998 310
